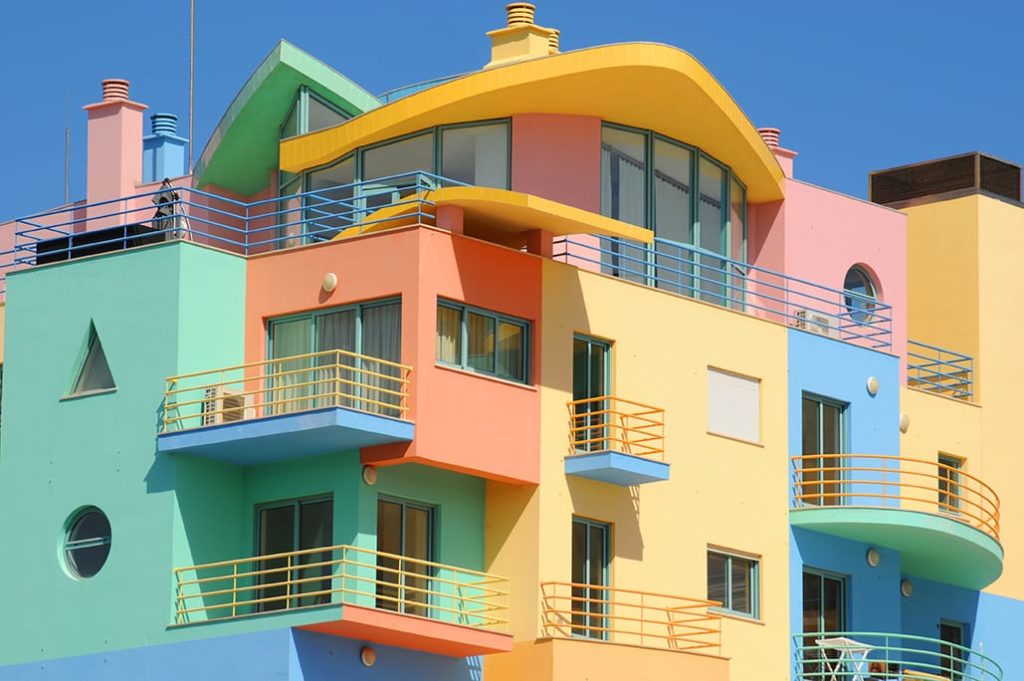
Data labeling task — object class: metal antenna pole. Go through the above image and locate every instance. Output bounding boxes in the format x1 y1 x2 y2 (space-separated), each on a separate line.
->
188 0 196 173
64 127 70 205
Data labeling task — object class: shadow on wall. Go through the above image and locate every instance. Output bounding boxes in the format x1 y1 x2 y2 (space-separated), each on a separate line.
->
291 629 483 680
567 478 644 562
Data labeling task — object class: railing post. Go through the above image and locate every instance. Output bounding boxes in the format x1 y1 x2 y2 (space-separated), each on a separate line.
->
286 554 293 609
232 563 238 619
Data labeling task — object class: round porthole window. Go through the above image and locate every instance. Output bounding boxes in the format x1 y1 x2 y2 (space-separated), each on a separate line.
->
844 266 878 323
64 507 111 578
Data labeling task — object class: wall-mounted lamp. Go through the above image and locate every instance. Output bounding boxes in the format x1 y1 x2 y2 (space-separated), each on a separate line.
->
360 646 377 667
866 548 881 568
901 579 913 598
866 376 879 396
899 413 910 434
322 272 338 292
362 465 378 486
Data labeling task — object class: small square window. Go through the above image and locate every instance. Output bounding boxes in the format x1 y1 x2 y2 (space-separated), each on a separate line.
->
707 549 759 619
435 301 529 384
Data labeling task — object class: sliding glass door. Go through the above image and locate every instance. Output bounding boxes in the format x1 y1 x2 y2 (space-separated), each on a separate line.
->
800 395 846 507
571 518 609 639
376 498 434 617
256 497 333 612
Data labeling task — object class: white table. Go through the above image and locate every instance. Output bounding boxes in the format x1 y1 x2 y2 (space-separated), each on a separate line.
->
815 636 875 681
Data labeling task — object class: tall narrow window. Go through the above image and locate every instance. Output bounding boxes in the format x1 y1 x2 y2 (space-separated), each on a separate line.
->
377 498 434 617
653 139 695 295
255 496 333 612
707 549 759 618
802 570 846 677
698 156 728 306
435 301 529 384
70 324 115 395
601 127 648 284
938 454 964 515
800 395 846 506
939 620 967 681
571 518 609 639
572 337 611 452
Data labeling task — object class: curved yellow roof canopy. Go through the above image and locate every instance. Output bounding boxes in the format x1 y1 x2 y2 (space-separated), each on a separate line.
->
281 43 785 202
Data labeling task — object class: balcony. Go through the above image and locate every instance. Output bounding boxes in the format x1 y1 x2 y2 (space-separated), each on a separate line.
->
790 455 1002 589
565 397 670 486
172 544 511 657
555 235 893 351
794 632 1002 680
158 349 413 464
907 340 974 401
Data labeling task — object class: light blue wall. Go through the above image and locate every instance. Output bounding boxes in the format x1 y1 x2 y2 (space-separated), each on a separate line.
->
0 629 482 681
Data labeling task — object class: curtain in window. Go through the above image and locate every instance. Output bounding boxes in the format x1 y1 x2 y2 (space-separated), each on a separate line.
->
435 306 462 364
270 319 313 414
496 322 524 382
361 303 402 416
316 309 356 409
600 128 648 285
467 313 496 374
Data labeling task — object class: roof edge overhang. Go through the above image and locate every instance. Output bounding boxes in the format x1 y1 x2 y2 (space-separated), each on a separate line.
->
280 42 785 203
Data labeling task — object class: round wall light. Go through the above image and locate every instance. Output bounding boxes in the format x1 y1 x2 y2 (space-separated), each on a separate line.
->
901 578 914 598
866 376 879 396
899 413 910 434
322 272 338 293
362 465 378 486
866 548 881 568
360 646 377 667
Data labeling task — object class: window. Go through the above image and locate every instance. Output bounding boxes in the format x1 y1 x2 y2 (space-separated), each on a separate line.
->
707 549 759 618
843 266 877 323
706 368 760 443
799 395 847 506
801 570 845 676
268 300 402 416
441 123 509 188
599 124 748 307
280 86 349 140
64 507 112 579
303 154 355 242
939 620 967 681
572 337 611 452
571 518 609 638
938 454 964 514
256 496 333 612
436 301 529 383
377 498 434 617
70 324 115 395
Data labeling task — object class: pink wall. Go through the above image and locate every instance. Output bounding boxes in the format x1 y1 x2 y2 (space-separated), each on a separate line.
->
85 100 146 211
245 226 541 484
778 179 908 370
511 114 601 213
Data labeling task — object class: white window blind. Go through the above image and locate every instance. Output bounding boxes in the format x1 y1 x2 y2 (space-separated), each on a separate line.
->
707 368 760 443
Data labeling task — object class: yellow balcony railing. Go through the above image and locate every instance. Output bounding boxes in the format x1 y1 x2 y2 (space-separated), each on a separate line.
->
567 396 665 457
791 454 1000 542
162 349 412 432
540 582 722 654
173 544 509 630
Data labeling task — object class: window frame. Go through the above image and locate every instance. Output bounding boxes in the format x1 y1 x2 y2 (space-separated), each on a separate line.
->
279 85 350 141
266 297 402 360
938 453 965 515
571 516 611 640
435 299 531 384
800 393 849 507
706 366 762 444
64 506 112 580
707 547 761 619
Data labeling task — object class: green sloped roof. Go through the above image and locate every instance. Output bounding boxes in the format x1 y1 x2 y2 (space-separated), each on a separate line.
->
194 40 379 194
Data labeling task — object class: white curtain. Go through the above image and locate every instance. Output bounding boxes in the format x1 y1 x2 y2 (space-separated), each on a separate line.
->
270 319 312 414
361 303 402 416
435 306 461 364
316 310 357 408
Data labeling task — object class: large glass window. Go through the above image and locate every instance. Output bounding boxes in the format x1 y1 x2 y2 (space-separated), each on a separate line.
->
800 395 846 507
280 86 349 140
377 497 434 617
268 300 402 417
441 123 509 188
436 301 529 384
571 517 609 639
256 496 333 612
304 155 356 242
707 549 759 618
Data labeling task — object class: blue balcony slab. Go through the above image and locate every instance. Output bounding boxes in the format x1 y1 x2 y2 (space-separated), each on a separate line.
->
564 451 670 486
157 407 414 465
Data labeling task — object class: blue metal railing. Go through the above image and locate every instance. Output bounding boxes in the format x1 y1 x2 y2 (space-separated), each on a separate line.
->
376 72 470 103
10 172 466 267
907 340 974 401
793 632 1002 680
554 235 893 350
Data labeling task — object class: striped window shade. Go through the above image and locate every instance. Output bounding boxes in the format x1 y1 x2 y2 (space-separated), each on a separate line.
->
707 368 760 443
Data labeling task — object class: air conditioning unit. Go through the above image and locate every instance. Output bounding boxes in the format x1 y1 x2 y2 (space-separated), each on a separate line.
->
793 308 839 339
201 387 254 426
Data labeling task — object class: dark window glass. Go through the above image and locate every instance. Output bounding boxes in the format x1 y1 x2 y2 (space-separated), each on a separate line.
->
65 509 112 578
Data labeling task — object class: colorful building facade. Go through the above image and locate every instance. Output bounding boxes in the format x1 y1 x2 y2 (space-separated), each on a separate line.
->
0 3 1020 679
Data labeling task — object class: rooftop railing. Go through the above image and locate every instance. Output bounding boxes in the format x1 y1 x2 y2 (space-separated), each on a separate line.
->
540 582 722 654
907 340 974 401
794 632 1002 680
162 349 412 432
790 454 1000 542
11 172 463 266
567 396 665 458
554 235 893 351
173 544 509 630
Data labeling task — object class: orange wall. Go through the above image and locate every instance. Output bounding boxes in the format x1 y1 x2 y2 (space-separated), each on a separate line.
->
245 226 541 484
511 114 601 213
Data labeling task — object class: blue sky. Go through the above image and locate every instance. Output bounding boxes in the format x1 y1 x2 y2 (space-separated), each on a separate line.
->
1 0 1021 219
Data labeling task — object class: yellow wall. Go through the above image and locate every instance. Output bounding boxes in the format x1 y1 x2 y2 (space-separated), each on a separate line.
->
486 260 792 681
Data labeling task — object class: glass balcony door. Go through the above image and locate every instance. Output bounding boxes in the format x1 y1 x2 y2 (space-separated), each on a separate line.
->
255 497 333 613
571 518 609 639
940 620 967 681
376 498 434 617
573 337 611 452
802 570 846 678
801 395 847 506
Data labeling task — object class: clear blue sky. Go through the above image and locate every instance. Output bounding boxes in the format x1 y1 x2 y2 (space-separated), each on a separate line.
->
2 0 1022 219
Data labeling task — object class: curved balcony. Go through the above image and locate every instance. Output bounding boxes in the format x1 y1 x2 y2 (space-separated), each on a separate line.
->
790 455 1002 589
173 544 511 656
565 396 670 486
158 349 414 464
794 632 1002 680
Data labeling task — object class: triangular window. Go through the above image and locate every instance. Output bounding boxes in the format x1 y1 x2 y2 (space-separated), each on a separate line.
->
71 325 115 394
